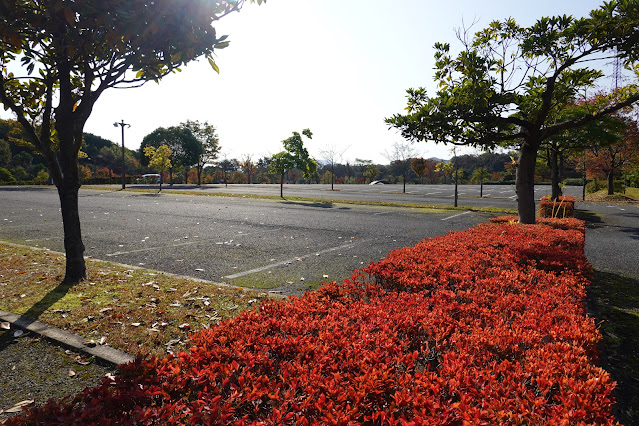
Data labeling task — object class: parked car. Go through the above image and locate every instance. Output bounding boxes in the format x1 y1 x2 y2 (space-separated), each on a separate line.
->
369 180 389 185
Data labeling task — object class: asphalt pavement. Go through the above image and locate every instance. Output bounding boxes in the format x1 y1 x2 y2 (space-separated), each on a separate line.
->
0 185 501 294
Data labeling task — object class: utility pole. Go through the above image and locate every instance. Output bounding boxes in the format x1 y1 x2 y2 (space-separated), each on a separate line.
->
113 120 131 189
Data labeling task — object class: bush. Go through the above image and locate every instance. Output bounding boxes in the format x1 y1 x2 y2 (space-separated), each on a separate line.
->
33 169 49 185
6 220 615 425
562 177 585 186
0 167 16 183
538 195 575 218
586 179 602 193
587 179 625 194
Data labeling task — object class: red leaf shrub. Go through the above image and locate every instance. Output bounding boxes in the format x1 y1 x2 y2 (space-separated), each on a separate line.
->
4 220 616 425
539 196 576 218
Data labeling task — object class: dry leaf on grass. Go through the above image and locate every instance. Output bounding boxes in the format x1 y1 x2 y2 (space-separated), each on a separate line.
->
5 400 34 413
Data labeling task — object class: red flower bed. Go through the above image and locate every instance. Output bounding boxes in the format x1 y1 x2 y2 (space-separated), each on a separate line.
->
539 196 576 218
4 220 616 425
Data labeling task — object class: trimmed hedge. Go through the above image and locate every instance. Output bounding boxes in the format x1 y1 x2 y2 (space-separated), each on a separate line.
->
539 195 575 218
5 219 615 425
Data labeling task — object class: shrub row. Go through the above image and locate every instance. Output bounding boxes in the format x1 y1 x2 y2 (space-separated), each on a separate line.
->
5 219 615 425
538 196 575 218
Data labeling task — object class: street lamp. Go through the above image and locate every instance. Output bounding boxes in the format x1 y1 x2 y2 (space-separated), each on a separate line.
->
113 120 131 189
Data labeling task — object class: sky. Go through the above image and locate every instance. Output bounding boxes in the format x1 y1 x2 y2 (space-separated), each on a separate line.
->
7 0 612 164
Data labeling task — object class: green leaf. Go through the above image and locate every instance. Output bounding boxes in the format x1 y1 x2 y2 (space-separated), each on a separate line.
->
208 57 220 74
214 41 230 49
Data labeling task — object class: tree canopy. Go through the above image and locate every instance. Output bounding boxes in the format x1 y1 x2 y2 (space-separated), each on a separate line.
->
386 0 639 223
269 129 317 197
141 126 202 184
181 120 220 185
143 144 172 192
0 0 261 281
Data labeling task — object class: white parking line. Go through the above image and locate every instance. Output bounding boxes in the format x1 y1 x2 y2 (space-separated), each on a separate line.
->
106 228 282 257
106 240 203 257
224 241 359 279
441 211 471 221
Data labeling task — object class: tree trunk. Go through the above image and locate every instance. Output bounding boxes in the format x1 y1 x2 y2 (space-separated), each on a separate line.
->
480 179 483 198
608 171 615 195
196 164 202 186
169 167 173 186
57 167 86 283
403 171 406 193
549 148 562 200
280 172 284 198
516 142 538 224
331 163 334 191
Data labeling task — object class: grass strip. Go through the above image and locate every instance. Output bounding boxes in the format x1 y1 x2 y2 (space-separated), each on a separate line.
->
0 243 270 359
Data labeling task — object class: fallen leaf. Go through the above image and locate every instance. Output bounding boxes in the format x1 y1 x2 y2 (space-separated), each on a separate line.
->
74 356 90 365
178 323 190 329
68 370 76 377
323 274 329 278
83 339 96 347
5 400 34 413
104 373 116 381
195 268 205 272
1 321 10 330
99 336 107 345
13 330 24 338
131 322 141 327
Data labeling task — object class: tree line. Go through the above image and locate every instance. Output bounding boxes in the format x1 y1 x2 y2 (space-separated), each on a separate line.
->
2 115 637 196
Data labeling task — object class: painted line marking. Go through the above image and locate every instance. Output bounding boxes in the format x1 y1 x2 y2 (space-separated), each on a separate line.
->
441 211 471 221
225 241 359 279
106 240 203 257
106 228 282 257
424 192 443 195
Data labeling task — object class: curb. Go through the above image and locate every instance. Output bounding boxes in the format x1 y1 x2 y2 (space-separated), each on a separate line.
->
0 309 135 367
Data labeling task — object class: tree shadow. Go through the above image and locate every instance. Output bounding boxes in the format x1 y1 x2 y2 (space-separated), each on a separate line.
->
0 186 53 192
280 200 338 209
587 270 639 425
0 279 76 353
575 209 604 224
130 192 162 197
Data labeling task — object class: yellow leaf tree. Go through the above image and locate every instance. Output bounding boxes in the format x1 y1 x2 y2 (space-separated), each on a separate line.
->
144 145 172 192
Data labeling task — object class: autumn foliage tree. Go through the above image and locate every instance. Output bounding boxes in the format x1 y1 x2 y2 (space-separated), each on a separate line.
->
387 1 639 223
587 114 639 194
0 0 261 282
143 144 172 192
410 158 428 184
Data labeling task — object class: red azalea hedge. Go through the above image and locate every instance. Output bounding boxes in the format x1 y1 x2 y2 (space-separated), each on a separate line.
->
4 219 616 425
539 196 575 218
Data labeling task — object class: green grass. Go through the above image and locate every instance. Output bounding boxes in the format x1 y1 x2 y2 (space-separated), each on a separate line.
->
624 187 639 200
